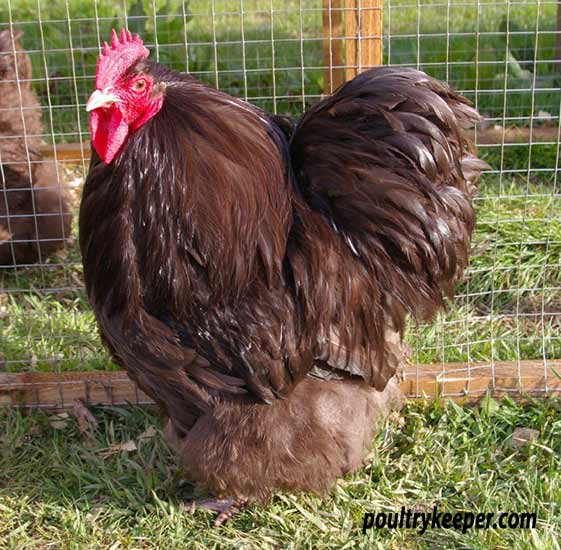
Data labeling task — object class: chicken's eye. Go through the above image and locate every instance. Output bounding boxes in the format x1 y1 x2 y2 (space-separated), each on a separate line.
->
133 79 147 93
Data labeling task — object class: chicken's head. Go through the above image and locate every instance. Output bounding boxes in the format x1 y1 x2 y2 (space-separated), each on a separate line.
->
86 29 164 164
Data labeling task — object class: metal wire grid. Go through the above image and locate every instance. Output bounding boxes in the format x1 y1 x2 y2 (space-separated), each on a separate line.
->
0 0 559 403
391 0 561 396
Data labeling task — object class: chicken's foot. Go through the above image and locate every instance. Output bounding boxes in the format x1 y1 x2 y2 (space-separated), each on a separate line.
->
185 496 248 527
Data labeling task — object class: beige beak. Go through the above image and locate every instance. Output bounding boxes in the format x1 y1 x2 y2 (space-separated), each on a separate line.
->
86 89 120 112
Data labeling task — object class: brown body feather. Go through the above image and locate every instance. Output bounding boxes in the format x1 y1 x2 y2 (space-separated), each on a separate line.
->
0 29 71 265
81 64 485 500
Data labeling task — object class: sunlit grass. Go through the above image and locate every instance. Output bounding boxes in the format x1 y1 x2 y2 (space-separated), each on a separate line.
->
1 397 560 548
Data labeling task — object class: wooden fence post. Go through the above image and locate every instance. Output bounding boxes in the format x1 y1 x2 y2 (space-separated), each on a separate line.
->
322 0 344 93
345 0 383 79
323 0 383 95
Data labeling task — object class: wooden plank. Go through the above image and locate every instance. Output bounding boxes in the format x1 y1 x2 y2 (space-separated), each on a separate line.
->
0 371 152 409
40 141 90 163
1 360 560 409
472 125 561 145
403 360 561 404
40 125 560 167
345 0 383 81
322 0 344 94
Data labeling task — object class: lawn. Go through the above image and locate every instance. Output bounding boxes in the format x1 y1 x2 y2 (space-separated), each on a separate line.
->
1 0 561 547
1 396 560 548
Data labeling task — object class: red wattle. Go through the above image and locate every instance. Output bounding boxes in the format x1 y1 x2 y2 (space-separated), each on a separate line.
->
90 107 130 164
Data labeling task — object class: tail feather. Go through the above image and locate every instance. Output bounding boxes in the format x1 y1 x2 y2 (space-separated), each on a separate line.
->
287 67 487 386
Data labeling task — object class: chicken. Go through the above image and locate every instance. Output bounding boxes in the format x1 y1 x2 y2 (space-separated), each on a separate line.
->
0 29 71 265
81 29 487 524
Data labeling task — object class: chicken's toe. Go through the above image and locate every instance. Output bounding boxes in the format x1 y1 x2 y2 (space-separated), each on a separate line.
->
185 497 248 527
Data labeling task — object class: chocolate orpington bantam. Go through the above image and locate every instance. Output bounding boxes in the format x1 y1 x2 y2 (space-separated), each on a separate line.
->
81 29 486 525
0 29 71 265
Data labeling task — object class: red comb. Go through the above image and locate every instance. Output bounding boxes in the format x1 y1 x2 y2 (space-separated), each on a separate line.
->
95 28 149 89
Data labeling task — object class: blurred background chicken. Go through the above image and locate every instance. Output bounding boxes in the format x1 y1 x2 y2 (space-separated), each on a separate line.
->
0 29 71 265
81 30 487 525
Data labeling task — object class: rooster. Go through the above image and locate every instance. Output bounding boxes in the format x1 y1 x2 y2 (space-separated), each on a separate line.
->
0 29 71 265
81 29 486 525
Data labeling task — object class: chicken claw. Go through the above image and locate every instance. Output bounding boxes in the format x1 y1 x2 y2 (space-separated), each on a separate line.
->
186 497 248 527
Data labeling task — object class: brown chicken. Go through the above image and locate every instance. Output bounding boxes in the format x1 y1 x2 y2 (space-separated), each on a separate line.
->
80 29 487 525
0 29 71 265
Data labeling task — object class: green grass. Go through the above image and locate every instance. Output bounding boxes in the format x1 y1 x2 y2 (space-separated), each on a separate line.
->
411 169 561 365
1 396 560 548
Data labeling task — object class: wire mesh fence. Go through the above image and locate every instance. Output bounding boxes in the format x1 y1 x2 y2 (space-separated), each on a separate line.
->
0 0 560 405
